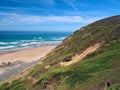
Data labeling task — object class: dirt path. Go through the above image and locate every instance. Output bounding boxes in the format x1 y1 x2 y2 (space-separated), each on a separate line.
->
59 43 101 66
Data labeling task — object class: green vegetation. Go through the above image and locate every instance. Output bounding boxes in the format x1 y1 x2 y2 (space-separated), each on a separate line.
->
0 79 26 90
0 15 120 90
107 84 120 90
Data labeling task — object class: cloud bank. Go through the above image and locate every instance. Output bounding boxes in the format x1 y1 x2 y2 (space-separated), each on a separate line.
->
0 13 102 25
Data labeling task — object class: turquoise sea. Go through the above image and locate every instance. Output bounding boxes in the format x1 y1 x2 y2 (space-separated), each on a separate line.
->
0 31 71 51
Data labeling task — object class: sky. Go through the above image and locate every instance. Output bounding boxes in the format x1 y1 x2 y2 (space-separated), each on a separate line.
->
0 0 120 32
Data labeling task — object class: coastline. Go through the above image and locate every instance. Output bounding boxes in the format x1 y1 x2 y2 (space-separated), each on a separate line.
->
0 45 56 82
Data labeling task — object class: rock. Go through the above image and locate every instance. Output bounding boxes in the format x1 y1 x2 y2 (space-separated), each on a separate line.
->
7 62 12 66
2 62 6 65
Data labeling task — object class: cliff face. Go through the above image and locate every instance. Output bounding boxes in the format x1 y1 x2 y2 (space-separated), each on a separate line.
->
0 15 120 90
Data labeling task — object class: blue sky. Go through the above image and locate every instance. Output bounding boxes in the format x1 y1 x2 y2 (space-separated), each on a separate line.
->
0 0 120 31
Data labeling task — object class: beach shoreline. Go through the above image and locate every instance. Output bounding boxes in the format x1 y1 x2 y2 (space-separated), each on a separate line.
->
0 45 56 63
0 45 56 81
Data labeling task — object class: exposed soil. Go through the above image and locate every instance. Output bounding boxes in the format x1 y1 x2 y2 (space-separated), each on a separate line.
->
59 43 101 66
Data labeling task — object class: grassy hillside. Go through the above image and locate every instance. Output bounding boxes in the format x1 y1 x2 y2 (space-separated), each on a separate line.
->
0 15 120 90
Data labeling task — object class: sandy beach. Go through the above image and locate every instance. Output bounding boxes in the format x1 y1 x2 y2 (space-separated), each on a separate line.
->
0 46 56 81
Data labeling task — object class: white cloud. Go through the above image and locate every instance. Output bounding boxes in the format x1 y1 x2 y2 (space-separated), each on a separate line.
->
0 13 102 25
64 0 79 11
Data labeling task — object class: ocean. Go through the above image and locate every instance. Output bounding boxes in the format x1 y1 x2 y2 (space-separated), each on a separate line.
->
0 31 71 51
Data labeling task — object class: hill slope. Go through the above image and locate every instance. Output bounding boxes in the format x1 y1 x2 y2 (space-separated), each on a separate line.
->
0 15 120 90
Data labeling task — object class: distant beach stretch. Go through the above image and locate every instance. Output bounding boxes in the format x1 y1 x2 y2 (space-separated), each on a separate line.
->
0 46 56 81
0 31 71 81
